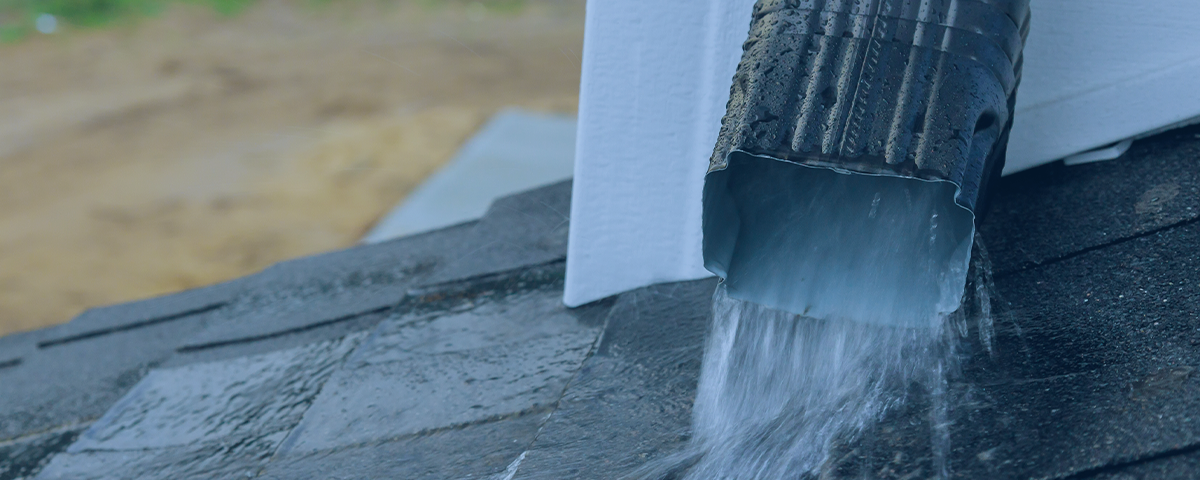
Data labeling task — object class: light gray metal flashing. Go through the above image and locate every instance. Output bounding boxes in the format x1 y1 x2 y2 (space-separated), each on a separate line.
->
1063 139 1133 166
363 108 576 243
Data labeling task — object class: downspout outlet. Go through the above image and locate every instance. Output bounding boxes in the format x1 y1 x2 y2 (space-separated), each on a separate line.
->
702 0 1030 328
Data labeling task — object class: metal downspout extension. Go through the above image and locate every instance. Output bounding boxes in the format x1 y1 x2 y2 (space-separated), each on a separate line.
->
702 0 1030 327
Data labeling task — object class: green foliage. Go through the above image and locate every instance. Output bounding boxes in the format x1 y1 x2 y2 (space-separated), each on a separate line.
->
0 0 525 42
187 0 255 17
0 23 23 42
0 0 256 41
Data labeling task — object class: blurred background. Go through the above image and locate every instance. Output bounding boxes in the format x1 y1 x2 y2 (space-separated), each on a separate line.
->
0 0 585 335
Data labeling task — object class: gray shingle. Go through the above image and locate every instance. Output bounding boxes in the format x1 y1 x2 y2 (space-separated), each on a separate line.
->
6 123 1200 479
512 279 716 480
273 270 608 458
34 432 285 480
259 412 547 480
946 222 1200 479
0 427 84 480
1084 447 1200 480
0 328 48 372
820 359 1200 480
162 308 390 369
804 224 1200 479
173 181 571 351
509 207 1200 479
417 180 571 287
35 334 362 480
989 222 1200 382
946 362 1200 479
981 124 1200 276
36 281 240 349
175 287 396 352
174 223 479 351
0 306 224 442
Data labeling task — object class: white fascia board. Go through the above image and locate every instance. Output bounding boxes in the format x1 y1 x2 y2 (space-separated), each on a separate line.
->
565 0 1200 307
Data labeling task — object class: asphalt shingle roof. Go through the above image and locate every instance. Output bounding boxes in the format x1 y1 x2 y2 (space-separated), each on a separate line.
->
3 125 1200 479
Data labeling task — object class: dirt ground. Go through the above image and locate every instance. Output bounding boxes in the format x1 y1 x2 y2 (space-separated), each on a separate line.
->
0 0 585 335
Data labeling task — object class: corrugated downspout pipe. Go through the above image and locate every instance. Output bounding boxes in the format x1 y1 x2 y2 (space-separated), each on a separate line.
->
703 0 1030 328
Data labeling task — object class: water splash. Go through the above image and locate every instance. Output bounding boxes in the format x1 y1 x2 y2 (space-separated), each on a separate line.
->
641 238 998 480
681 285 954 479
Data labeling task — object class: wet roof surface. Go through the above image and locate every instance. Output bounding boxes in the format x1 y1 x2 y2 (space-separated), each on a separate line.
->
3 125 1200 479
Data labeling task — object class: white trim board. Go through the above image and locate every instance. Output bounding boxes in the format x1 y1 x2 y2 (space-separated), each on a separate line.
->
564 0 1200 307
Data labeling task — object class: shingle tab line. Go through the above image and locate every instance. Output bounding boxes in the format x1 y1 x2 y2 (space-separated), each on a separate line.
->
175 305 392 353
37 302 227 349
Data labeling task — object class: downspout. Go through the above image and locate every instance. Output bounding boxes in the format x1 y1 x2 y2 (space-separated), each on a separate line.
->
702 0 1030 327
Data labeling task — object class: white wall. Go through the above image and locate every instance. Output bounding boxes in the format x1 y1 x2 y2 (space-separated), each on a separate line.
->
1008 1 1200 170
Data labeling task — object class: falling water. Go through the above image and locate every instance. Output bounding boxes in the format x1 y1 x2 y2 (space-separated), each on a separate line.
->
684 285 953 479
640 236 997 480
644 149 1005 479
